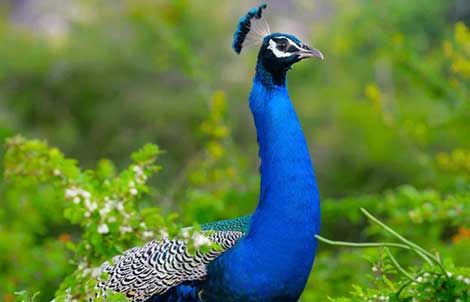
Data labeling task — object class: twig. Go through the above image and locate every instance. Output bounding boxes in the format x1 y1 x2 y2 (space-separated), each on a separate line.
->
315 235 410 250
384 247 414 281
315 235 433 267
360 208 448 276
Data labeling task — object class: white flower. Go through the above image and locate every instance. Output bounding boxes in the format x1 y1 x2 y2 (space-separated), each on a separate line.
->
97 224 109 234
180 228 190 239
447 272 453 277
133 166 147 184
99 205 111 216
159 229 169 238
120 225 132 233
143 231 154 238
130 188 138 196
108 216 116 223
84 212 91 218
53 169 61 176
464 278 470 285
116 202 124 211
65 188 78 198
81 190 91 199
129 181 135 187
91 267 102 278
416 277 423 283
192 232 211 248
85 200 98 211
73 196 81 204
133 165 143 174
372 266 378 272
457 275 464 281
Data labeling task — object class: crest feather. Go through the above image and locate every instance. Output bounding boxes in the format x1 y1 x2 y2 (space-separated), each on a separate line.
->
232 3 270 54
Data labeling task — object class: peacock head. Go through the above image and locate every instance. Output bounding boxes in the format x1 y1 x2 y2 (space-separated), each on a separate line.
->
233 3 323 78
257 33 323 72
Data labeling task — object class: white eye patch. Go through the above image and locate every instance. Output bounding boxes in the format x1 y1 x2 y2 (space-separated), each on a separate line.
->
267 36 303 58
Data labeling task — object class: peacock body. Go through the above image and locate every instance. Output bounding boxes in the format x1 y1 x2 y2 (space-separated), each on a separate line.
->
98 4 323 302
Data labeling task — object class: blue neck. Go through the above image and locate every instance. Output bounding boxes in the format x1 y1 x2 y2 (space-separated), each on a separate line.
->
202 61 321 302
248 63 320 242
254 58 289 87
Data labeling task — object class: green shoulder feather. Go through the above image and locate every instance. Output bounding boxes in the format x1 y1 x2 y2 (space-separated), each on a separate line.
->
201 215 251 233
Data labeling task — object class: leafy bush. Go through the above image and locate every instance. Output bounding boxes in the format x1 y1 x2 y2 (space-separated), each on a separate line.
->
0 0 469 301
319 209 470 302
4 136 217 301
4 136 469 301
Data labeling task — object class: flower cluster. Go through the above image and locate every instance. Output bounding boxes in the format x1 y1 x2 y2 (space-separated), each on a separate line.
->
4 137 217 302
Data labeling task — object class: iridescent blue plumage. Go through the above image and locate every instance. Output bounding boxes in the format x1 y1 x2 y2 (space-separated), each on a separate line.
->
99 4 323 302
201 32 322 300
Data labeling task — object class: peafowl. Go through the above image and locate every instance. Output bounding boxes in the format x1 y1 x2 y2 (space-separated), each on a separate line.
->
97 3 323 302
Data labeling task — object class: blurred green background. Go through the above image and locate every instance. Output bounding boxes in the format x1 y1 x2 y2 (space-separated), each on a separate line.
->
0 0 469 301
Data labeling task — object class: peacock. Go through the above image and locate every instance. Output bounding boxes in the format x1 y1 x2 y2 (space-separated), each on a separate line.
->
97 3 323 302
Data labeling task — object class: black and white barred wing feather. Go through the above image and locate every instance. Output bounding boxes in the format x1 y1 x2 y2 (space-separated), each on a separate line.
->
97 231 244 302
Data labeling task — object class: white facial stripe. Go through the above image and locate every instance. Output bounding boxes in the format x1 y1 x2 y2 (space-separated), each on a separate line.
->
267 39 291 58
267 36 303 58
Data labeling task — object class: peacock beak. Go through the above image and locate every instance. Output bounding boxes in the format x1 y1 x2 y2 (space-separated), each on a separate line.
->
297 44 324 60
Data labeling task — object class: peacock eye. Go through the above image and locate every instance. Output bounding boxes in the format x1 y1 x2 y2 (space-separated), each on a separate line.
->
277 40 289 51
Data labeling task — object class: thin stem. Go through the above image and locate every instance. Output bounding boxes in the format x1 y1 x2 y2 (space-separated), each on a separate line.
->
384 247 414 281
316 235 434 266
413 250 435 267
360 208 448 276
315 235 411 250
360 208 431 257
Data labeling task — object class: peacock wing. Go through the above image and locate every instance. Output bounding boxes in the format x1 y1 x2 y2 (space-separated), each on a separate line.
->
97 230 244 302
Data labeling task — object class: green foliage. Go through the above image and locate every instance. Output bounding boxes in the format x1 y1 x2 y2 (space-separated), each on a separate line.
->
4 136 217 301
0 0 469 301
12 291 40 302
179 91 257 224
319 209 470 302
